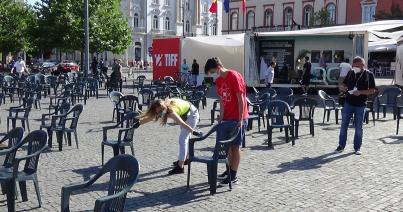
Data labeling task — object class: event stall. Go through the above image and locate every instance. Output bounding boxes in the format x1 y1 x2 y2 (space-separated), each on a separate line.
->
395 36 403 87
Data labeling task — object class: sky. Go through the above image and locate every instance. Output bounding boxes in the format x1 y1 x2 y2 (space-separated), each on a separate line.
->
27 0 38 5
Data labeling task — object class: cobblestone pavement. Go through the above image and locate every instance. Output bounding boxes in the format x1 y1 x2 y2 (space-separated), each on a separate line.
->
0 84 402 212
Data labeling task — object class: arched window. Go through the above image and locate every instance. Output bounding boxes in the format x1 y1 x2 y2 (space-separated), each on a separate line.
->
212 24 217 35
152 0 159 4
264 9 273 27
203 3 208 13
326 3 336 24
303 5 313 26
246 11 255 30
164 17 170 30
185 0 190 10
133 13 139 28
152 15 159 29
185 20 190 33
230 12 238 31
203 22 208 35
164 0 169 6
284 7 293 26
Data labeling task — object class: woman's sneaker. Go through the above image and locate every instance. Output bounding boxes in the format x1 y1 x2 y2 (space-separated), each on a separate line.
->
220 177 238 185
172 159 189 166
217 170 228 180
168 166 184 175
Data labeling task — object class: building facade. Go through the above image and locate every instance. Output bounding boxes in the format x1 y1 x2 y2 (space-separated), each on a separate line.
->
120 0 222 63
346 0 403 24
222 0 347 34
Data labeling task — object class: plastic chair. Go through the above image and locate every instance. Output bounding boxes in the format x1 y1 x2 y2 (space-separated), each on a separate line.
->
266 100 295 148
61 155 140 212
138 88 154 111
7 97 35 133
376 87 401 120
116 95 138 124
0 130 48 211
187 123 240 195
276 87 293 104
246 98 267 132
318 90 342 124
85 78 99 99
101 112 139 165
0 127 24 169
210 100 220 125
133 75 146 93
40 102 71 144
109 91 124 122
292 97 317 138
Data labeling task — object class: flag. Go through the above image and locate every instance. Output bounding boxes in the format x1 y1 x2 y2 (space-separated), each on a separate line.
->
209 0 217 14
224 0 230 13
242 0 246 14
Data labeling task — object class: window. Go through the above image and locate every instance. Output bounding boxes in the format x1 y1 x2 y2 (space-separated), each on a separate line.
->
133 13 139 28
153 15 159 29
164 0 169 6
246 11 255 30
326 3 336 24
362 4 376 23
230 12 238 30
212 24 217 35
185 20 190 33
303 6 313 26
164 17 170 30
284 7 293 26
264 9 273 27
185 0 190 10
203 22 208 35
152 0 159 5
203 3 208 13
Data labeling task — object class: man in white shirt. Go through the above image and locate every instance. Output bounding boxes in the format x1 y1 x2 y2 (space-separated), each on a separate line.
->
339 58 352 90
11 57 27 77
180 59 189 83
266 62 276 88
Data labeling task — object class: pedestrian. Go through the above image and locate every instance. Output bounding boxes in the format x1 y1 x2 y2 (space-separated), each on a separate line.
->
109 59 122 92
338 58 352 90
319 52 327 69
101 58 109 78
266 62 276 88
91 57 98 76
135 99 202 175
11 57 27 78
191 59 199 86
336 56 376 155
301 56 311 95
181 59 190 83
204 57 249 185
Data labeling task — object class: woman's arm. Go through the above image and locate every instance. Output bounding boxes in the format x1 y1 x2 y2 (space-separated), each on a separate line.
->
168 112 194 133
139 115 154 125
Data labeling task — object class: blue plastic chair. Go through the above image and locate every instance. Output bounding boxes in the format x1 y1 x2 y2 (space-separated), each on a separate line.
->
376 87 401 120
266 100 295 148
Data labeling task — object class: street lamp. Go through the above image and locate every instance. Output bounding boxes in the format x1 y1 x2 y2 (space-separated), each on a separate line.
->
84 0 89 77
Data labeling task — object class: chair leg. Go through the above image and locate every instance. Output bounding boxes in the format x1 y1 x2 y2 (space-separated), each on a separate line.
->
129 143 135 156
18 181 28 202
290 126 295 146
101 144 105 165
268 127 273 149
74 131 79 149
56 132 63 151
397 118 400 135
372 111 375 126
383 106 386 118
285 126 289 143
187 162 192 188
322 110 326 123
33 177 42 207
335 110 339 124
7 118 9 132
311 120 315 137
295 121 299 138
377 106 380 119
6 179 16 212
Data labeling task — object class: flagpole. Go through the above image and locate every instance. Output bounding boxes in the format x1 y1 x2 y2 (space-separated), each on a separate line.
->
215 3 218 35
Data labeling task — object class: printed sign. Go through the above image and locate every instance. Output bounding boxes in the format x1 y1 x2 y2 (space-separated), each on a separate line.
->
152 38 180 80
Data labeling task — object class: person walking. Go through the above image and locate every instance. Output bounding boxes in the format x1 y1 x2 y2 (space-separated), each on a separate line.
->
338 58 352 90
11 57 27 78
204 57 248 185
336 56 376 155
181 59 190 83
135 99 202 175
265 62 276 88
319 53 327 69
91 57 98 76
191 59 199 86
301 56 312 95
109 59 122 92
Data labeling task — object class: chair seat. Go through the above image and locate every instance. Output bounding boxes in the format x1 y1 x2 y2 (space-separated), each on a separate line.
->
268 124 292 128
102 140 131 147
40 124 51 129
7 116 26 120
191 156 214 164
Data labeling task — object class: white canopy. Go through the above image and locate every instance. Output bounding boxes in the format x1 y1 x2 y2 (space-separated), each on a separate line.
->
369 39 397 52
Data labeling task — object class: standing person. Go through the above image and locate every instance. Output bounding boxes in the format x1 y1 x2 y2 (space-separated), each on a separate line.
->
301 56 312 95
319 53 327 69
91 57 98 76
338 58 352 90
102 58 109 78
181 59 190 83
337 56 376 155
135 99 202 175
204 57 248 185
191 59 199 86
11 57 27 78
109 59 122 92
265 62 276 88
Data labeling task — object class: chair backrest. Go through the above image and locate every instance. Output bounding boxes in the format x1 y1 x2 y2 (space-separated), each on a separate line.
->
20 130 48 175
267 100 292 126
73 82 86 94
46 75 58 87
293 97 317 120
1 127 24 168
214 123 240 160
140 88 154 105
318 90 331 100
35 74 46 84
4 75 16 86
276 87 293 103
58 102 71 115
26 75 37 84
96 155 139 211
65 104 84 129
264 88 277 99
318 90 335 108
120 112 140 142
137 75 146 84
119 95 138 113
380 87 402 105
109 91 124 104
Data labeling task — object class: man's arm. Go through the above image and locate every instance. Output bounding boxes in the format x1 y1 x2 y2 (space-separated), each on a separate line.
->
218 99 224 123
236 92 244 127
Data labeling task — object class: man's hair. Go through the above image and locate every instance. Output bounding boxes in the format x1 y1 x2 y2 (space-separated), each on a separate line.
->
305 56 310 61
204 57 223 74
353 56 365 64
345 58 350 63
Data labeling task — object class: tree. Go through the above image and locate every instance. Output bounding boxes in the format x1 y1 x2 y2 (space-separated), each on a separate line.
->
374 3 403 20
0 0 36 64
311 8 333 27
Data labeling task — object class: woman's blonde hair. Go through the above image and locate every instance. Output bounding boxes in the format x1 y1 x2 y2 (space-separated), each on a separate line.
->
140 99 179 125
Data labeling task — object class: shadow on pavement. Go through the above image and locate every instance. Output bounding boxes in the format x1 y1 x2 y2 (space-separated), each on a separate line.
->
378 136 403 145
269 152 354 174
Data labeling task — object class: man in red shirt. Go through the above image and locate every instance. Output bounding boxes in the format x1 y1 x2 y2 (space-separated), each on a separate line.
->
205 57 249 185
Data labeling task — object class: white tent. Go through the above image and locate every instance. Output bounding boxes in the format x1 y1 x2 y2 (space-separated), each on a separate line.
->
181 34 245 85
396 36 403 87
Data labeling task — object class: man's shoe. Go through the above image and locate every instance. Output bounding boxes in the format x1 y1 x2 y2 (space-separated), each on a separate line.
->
173 159 189 166
168 166 184 175
217 170 228 180
335 146 344 153
220 177 238 185
355 150 362 155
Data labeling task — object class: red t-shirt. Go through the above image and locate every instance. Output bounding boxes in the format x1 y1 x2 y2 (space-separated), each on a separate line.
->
216 70 249 121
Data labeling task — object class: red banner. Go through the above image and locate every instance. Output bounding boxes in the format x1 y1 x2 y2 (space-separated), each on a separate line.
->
152 38 181 81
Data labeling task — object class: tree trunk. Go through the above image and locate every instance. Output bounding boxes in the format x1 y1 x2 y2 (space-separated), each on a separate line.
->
80 51 84 71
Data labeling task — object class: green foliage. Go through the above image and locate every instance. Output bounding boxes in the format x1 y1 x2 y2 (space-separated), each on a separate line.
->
0 0 36 55
374 3 403 20
311 8 333 27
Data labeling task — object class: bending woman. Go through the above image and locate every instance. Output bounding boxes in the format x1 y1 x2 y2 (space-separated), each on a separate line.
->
135 98 201 175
